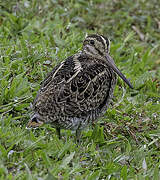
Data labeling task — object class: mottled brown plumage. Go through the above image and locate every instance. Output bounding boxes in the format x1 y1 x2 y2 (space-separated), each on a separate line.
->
28 34 133 138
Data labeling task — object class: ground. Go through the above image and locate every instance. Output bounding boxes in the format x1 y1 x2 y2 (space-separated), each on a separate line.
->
0 0 160 179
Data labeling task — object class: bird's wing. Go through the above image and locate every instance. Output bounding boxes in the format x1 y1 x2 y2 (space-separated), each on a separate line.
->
69 63 115 114
33 55 115 120
33 55 80 115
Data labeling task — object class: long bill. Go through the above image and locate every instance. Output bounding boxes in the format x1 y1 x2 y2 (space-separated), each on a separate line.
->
105 54 133 89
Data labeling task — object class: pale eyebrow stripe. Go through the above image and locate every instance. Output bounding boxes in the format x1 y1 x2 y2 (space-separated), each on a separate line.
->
100 36 107 47
101 36 110 52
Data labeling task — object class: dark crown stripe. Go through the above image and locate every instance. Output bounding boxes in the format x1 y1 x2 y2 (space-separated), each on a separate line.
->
101 35 110 47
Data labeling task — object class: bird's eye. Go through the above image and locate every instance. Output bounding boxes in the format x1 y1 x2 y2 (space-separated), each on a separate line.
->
90 40 95 45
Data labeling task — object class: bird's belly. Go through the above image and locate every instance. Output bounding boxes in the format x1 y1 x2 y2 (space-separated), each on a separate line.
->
48 93 113 131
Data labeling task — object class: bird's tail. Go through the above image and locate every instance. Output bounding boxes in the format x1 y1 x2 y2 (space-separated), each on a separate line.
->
27 114 44 128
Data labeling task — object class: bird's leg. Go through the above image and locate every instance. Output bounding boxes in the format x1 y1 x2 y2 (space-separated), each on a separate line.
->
92 121 96 129
27 116 43 128
56 127 61 139
75 128 82 143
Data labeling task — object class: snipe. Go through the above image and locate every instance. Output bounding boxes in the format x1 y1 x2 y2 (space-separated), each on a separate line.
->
28 34 133 138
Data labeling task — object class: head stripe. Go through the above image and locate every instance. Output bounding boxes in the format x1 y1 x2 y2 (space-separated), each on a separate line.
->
100 35 108 48
86 35 106 48
101 35 110 53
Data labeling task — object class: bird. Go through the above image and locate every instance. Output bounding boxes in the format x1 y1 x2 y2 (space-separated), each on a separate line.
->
27 34 133 139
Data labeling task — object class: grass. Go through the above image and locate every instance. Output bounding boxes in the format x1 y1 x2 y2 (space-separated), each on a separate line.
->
0 0 160 179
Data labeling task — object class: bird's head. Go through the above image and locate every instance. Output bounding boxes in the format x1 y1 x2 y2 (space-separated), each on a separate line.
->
82 34 133 89
83 34 110 57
